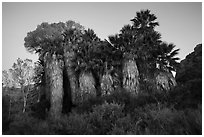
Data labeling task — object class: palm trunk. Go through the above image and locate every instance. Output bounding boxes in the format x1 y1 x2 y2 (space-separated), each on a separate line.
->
101 73 114 96
166 72 177 87
44 53 64 118
155 71 177 92
64 50 79 104
101 62 114 95
79 71 96 102
123 59 140 95
44 64 51 103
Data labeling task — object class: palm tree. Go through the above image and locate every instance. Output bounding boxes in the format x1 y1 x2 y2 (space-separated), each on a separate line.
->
109 10 159 95
131 10 179 93
130 10 161 75
43 52 64 118
108 9 179 94
24 21 84 118
108 25 140 95
70 29 102 102
155 42 180 72
130 9 159 35
62 25 84 104
154 71 177 92
96 40 123 95
152 42 179 92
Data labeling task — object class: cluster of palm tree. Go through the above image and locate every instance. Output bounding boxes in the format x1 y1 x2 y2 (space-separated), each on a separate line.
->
24 10 179 118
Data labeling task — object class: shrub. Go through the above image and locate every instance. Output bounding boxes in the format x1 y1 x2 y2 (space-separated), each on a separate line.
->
104 88 132 105
48 112 93 135
147 106 190 135
29 99 50 119
88 101 125 134
6 111 93 135
65 112 93 134
103 88 157 114
4 84 202 135
108 114 133 135
74 96 104 114
2 95 11 132
184 106 202 135
168 79 202 109
46 102 126 135
5 112 49 135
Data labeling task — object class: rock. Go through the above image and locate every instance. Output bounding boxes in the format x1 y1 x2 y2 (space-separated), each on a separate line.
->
173 44 202 109
176 44 202 83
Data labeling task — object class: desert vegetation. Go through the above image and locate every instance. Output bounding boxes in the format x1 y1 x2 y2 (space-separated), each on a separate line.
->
2 9 202 135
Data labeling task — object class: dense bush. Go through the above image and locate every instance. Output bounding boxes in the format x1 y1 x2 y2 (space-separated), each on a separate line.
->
88 102 125 134
5 112 48 135
74 88 160 115
46 112 93 135
184 106 202 135
4 97 202 135
46 102 126 135
108 114 133 134
74 96 104 114
149 107 188 134
5 102 125 135
3 80 202 135
168 79 202 110
2 95 11 132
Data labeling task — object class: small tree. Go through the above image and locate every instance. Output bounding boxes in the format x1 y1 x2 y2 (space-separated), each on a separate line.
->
2 70 10 88
2 70 13 119
10 58 35 113
2 70 15 88
32 59 45 102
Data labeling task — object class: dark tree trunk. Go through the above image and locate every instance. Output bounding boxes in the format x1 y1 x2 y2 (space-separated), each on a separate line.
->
64 50 79 105
92 70 102 96
62 68 72 113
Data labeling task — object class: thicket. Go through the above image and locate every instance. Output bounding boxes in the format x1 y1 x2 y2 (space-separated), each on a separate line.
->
3 83 202 135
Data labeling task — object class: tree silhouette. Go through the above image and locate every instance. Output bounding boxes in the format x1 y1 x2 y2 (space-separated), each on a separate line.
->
24 21 85 117
70 29 103 100
10 58 35 113
108 9 179 94
155 42 180 72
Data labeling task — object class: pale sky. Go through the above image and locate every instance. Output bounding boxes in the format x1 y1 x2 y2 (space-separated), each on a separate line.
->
2 2 202 70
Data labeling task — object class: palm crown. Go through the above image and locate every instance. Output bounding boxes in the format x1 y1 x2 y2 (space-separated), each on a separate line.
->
108 9 179 73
